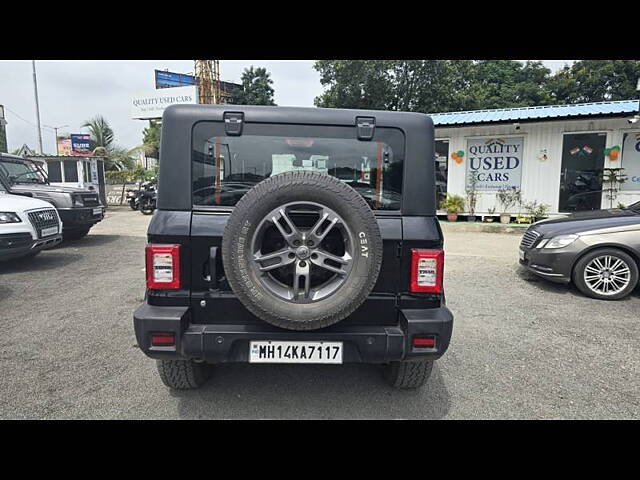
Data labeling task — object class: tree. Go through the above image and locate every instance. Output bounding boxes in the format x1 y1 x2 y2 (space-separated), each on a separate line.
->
314 60 556 112
141 119 161 159
314 60 393 110
462 60 555 109
231 66 276 105
547 60 640 104
82 115 135 170
82 115 114 153
313 60 640 113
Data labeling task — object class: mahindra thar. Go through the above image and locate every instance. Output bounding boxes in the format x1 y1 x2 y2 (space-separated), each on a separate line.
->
133 104 454 389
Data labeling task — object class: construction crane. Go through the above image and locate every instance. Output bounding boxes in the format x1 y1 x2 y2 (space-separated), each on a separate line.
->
194 60 232 105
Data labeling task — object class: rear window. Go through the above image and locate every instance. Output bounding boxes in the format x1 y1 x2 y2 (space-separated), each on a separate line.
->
192 122 404 210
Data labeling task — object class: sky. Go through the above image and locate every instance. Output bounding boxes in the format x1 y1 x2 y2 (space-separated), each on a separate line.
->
0 60 573 155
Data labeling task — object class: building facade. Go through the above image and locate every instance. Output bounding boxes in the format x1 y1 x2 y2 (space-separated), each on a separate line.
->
432 100 640 217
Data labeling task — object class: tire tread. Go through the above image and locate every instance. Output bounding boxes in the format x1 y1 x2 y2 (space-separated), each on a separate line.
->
385 360 433 389
156 359 209 390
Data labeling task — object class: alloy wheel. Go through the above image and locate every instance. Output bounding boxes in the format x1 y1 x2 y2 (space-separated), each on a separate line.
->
249 201 355 303
583 255 631 296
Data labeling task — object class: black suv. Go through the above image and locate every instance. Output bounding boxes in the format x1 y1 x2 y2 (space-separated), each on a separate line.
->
0 153 104 240
133 105 454 389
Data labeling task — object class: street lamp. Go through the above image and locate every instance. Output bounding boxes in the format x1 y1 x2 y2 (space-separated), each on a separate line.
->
45 124 69 155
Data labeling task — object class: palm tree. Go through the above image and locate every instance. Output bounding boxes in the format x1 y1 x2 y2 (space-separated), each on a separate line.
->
82 115 134 170
82 116 114 153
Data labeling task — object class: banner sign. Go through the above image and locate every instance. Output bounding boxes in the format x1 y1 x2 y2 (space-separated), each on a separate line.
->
130 85 197 119
155 70 196 89
70 134 92 157
621 133 640 191
466 136 524 190
57 137 73 156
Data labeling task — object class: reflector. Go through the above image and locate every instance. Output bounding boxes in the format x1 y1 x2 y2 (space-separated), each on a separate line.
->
413 336 436 348
151 333 175 346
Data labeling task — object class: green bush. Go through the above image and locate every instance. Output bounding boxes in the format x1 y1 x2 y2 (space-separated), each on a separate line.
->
440 194 465 213
523 200 551 220
105 167 157 184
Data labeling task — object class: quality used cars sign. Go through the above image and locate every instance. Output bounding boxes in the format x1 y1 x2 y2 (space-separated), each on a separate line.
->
130 86 197 120
466 137 524 190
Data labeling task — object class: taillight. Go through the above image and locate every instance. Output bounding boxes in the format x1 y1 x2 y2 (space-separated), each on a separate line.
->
146 244 181 289
410 249 444 293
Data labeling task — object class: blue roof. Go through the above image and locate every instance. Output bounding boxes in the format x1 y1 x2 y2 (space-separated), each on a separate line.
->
431 99 640 126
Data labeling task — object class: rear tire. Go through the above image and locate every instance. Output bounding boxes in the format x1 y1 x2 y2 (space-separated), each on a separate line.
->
156 359 211 390
384 359 434 389
140 201 155 215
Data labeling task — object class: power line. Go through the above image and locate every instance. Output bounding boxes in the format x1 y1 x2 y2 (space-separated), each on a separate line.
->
4 106 56 132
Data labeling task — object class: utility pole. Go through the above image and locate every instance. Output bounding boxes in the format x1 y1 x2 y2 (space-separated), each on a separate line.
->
0 105 7 153
32 60 44 154
45 124 69 155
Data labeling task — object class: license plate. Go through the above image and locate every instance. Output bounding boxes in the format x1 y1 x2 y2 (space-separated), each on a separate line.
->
41 226 59 237
92 207 102 215
519 249 526 261
249 341 343 364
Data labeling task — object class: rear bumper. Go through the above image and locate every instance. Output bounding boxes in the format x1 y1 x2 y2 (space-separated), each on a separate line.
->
133 302 454 364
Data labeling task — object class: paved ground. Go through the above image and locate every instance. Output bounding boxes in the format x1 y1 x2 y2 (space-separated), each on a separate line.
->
0 208 638 419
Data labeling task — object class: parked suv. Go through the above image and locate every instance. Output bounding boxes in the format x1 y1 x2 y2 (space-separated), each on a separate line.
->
133 105 454 389
0 182 62 261
0 153 104 240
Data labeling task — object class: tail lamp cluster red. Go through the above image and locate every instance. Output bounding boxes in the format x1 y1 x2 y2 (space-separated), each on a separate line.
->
409 249 444 293
146 244 181 290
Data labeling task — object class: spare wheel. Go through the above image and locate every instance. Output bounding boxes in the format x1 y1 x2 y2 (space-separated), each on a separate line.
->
221 171 383 331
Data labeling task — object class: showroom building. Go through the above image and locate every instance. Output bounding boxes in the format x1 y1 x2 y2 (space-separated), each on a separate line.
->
431 99 640 217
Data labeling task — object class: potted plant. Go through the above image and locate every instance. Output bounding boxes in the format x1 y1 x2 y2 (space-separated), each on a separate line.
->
496 187 520 224
600 168 627 208
523 200 551 223
466 171 479 222
485 207 496 222
440 194 465 222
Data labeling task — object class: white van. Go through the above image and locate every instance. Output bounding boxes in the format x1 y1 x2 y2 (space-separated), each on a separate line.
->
0 182 63 261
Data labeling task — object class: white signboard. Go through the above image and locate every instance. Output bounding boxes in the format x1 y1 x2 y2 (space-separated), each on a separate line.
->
621 132 640 191
130 85 197 119
466 136 524 190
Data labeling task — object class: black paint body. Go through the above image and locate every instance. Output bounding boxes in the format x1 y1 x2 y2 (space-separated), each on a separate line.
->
134 105 454 364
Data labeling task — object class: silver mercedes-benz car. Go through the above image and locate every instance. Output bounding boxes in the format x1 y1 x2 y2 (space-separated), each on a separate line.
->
519 201 640 300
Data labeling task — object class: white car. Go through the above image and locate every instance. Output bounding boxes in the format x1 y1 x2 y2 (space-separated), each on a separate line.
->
0 185 63 261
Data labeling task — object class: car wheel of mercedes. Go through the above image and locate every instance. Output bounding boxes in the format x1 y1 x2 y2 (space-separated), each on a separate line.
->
573 248 639 300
